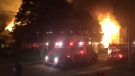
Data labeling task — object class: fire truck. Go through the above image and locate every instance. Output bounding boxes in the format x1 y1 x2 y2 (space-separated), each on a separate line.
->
44 33 98 67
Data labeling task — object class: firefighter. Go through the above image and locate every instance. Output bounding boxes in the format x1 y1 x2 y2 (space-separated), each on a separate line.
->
14 59 23 76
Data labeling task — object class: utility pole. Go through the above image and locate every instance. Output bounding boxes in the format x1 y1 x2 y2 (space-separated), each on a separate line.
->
127 0 132 68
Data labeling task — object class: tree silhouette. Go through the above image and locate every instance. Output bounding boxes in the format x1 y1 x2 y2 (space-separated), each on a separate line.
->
12 0 103 53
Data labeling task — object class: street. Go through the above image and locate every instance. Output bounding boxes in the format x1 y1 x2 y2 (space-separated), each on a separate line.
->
0 53 135 76
1 53 131 76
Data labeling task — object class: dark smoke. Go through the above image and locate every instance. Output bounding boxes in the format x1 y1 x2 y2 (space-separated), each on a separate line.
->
72 0 114 20
0 0 114 32
0 0 22 32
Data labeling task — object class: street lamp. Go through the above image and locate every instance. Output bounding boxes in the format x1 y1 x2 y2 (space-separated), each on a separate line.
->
37 31 39 48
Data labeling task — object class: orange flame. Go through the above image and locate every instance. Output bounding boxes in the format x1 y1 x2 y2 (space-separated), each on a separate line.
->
98 13 121 48
5 19 21 32
5 19 15 32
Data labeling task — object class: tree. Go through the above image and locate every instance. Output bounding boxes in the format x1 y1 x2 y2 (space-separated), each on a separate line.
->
12 0 74 56
13 0 103 54
15 0 41 26
89 20 103 43
71 11 103 43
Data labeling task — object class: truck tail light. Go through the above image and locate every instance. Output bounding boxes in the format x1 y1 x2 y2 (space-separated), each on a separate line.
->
110 55 111 58
81 51 84 54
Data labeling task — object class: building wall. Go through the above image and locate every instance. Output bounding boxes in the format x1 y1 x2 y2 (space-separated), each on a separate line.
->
119 27 127 43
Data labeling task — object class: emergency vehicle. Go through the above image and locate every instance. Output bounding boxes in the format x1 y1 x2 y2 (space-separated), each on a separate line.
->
108 43 135 62
44 33 98 67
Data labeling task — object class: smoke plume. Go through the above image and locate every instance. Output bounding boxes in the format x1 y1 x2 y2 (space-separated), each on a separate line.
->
72 0 114 20
0 0 22 32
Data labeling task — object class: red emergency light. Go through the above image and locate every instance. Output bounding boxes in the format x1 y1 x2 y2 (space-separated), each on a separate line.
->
70 42 73 46
81 51 84 54
67 55 70 57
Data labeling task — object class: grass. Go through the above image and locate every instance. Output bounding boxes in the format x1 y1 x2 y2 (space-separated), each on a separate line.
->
18 50 44 62
19 54 43 62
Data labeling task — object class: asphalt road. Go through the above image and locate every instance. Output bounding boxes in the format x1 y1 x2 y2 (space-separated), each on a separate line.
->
0 53 109 76
0 61 113 76
0 53 134 76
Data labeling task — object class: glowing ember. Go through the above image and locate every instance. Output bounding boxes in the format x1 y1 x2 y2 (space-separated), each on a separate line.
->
98 14 120 48
5 19 15 32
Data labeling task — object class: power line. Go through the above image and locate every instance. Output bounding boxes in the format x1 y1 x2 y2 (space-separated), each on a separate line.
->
0 11 17 13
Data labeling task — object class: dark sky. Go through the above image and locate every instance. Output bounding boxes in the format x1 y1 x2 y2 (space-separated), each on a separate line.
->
72 0 114 19
0 0 130 32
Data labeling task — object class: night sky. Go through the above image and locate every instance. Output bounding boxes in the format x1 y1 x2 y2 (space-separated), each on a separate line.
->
0 0 21 32
0 0 135 33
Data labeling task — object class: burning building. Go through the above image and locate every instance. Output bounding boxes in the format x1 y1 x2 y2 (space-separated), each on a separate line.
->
119 27 127 43
71 0 128 48
98 13 121 48
1 0 128 49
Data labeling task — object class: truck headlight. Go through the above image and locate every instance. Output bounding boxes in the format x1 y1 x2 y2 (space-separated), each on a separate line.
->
45 56 48 60
54 57 58 63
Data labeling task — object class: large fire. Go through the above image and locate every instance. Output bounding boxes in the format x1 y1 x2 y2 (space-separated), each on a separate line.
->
5 19 15 32
5 19 21 32
98 13 121 48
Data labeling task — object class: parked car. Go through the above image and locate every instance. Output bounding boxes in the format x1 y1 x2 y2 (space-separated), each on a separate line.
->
109 49 128 62
109 48 135 62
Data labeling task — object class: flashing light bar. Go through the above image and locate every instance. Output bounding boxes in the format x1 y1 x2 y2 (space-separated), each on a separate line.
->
47 32 52 34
